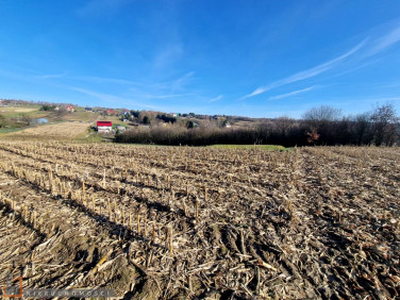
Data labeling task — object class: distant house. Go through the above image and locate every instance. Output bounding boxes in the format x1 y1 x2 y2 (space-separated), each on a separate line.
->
107 109 116 115
97 121 113 133
85 107 93 112
66 105 75 112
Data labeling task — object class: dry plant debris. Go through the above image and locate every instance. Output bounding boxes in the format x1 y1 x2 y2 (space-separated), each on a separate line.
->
0 141 398 299
8 122 89 139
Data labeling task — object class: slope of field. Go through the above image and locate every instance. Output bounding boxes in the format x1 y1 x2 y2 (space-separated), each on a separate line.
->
7 122 91 139
50 109 100 122
0 106 38 114
0 105 49 120
0 142 399 299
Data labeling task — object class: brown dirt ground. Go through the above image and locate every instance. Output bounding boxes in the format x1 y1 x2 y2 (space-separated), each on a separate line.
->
0 141 398 299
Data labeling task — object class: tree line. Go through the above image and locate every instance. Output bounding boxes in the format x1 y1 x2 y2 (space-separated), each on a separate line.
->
115 104 400 147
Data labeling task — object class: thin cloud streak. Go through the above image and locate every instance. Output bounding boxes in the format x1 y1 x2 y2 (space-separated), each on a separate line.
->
269 86 316 100
207 95 223 103
37 73 67 79
70 87 156 109
242 40 366 100
148 93 194 99
71 75 141 85
147 72 195 94
242 23 400 101
171 71 195 92
153 43 183 70
367 25 400 56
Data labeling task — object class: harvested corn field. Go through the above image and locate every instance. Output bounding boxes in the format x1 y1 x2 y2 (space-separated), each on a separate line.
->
0 141 399 299
7 122 90 139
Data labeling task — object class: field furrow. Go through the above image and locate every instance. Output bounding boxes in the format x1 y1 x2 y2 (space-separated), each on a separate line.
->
0 141 399 299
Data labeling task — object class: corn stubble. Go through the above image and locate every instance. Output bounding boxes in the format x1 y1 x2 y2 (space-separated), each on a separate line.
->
0 140 398 299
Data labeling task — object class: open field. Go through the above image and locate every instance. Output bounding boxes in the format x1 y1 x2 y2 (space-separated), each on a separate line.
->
52 110 100 122
5 122 91 139
0 107 38 114
0 105 48 119
0 141 399 298
0 104 101 122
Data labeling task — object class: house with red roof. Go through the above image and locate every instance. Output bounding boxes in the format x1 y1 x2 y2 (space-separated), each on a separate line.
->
97 121 113 133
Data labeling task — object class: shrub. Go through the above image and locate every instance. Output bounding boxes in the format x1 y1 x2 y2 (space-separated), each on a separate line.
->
39 105 56 111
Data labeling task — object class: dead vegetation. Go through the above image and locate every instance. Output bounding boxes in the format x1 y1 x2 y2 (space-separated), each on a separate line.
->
0 141 398 299
6 122 90 139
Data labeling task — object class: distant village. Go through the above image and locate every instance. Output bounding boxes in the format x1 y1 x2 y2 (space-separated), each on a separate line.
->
2 98 399 147
0 98 239 135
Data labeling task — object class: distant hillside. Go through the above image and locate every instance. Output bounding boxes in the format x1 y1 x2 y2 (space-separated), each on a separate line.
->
2 99 399 147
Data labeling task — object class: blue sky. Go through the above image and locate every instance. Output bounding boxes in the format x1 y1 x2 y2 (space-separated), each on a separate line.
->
1 1 400 118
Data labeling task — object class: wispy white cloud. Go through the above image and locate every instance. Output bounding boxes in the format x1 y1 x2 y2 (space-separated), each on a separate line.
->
71 75 141 86
148 93 194 99
242 40 366 100
70 87 123 102
269 86 317 100
171 71 195 92
131 71 198 99
207 95 223 103
153 43 184 70
150 71 195 92
242 23 400 101
36 73 67 79
367 25 400 56
243 87 267 99
70 87 156 109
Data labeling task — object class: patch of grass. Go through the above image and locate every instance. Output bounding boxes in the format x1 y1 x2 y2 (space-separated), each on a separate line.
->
75 131 106 143
208 144 285 151
0 106 46 117
62 111 99 122
0 127 24 134
113 123 128 128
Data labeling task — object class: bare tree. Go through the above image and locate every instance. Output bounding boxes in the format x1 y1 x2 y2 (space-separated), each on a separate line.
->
302 105 342 144
275 116 293 137
370 103 399 146
302 105 342 126
19 113 33 126
352 113 373 145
